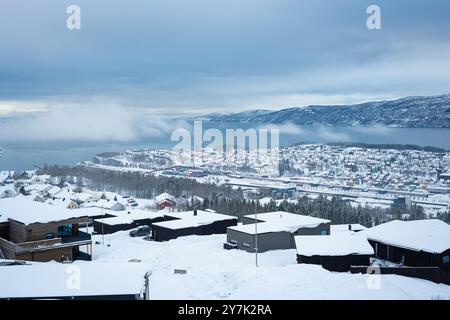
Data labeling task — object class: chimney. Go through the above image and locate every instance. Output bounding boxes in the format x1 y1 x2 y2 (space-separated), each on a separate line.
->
348 224 352 230
194 210 197 216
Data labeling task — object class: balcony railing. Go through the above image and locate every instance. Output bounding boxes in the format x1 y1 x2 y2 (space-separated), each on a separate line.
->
61 231 92 244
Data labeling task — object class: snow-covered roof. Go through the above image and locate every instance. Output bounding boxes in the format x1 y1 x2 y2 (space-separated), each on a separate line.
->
295 235 374 257
0 171 15 182
45 198 78 209
331 224 367 235
81 199 126 210
152 210 236 230
0 198 91 225
95 215 135 226
94 209 165 226
46 186 62 197
244 211 330 226
155 192 176 204
24 184 52 193
71 192 99 202
0 261 149 299
230 212 330 235
361 219 450 254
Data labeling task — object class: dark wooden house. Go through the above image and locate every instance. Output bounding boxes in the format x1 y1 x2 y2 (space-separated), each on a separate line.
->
151 210 238 242
295 235 374 272
362 219 450 274
0 198 92 263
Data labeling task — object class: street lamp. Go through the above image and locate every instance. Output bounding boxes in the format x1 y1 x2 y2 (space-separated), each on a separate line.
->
254 197 258 267
101 206 105 245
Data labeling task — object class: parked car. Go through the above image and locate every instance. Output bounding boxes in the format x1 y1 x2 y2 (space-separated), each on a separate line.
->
143 235 153 241
129 225 151 237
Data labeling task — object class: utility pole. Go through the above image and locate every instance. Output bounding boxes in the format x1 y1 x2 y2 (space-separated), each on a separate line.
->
101 206 105 245
254 197 258 267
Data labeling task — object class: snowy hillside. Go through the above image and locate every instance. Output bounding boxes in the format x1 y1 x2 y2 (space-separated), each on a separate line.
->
92 232 450 299
206 94 450 128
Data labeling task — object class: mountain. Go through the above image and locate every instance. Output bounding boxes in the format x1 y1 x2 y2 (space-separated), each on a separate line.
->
201 109 272 122
205 94 450 128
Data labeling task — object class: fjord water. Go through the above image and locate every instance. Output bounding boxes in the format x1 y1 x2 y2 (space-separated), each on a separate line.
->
1 124 449 171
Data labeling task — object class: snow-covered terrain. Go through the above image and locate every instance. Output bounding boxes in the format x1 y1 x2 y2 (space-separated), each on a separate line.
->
91 232 450 300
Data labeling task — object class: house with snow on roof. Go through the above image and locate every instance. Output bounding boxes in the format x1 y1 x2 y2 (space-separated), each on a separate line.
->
151 210 237 242
295 234 374 272
225 212 331 253
0 261 150 300
0 171 15 185
93 209 166 235
70 191 100 205
155 192 176 209
361 219 450 274
0 198 92 263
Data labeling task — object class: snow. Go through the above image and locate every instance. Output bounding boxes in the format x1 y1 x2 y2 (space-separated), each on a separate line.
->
94 209 165 226
0 198 91 225
81 199 124 210
155 192 176 204
0 171 15 183
244 211 330 226
95 215 135 226
152 210 236 230
230 212 330 235
295 235 374 256
45 198 78 209
88 232 450 299
71 192 99 202
361 220 450 254
331 224 367 235
0 261 149 299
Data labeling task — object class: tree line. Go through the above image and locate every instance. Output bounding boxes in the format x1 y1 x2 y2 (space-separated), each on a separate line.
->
39 164 447 227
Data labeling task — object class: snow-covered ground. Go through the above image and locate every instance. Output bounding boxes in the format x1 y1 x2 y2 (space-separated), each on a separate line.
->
91 232 450 300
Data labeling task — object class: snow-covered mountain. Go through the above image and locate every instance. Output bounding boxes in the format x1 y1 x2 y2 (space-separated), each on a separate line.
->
205 94 450 128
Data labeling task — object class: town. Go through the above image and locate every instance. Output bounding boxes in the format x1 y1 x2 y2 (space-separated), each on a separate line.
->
0 142 450 300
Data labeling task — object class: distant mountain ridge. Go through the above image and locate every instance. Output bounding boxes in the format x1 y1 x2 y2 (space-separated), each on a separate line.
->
204 94 450 128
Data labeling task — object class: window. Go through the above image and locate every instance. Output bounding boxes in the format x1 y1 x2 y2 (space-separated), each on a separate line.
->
45 232 55 239
230 239 237 244
320 230 328 235
242 242 250 248
57 224 73 237
443 256 450 264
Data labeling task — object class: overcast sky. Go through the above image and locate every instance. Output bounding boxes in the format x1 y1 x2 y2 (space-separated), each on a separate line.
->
1 0 450 134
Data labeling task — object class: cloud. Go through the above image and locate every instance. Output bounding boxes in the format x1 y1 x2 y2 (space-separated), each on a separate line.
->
0 101 189 142
261 123 305 135
0 0 450 113
316 127 351 142
352 124 393 135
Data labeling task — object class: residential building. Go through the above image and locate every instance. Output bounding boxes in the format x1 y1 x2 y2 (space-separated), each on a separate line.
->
226 212 331 253
151 210 237 242
362 219 450 273
295 235 374 272
0 198 92 262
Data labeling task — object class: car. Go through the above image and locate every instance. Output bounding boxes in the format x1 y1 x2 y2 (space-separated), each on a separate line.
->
129 225 151 237
142 235 153 241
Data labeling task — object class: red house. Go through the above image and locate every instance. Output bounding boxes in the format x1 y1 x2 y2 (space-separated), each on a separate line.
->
155 192 176 209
